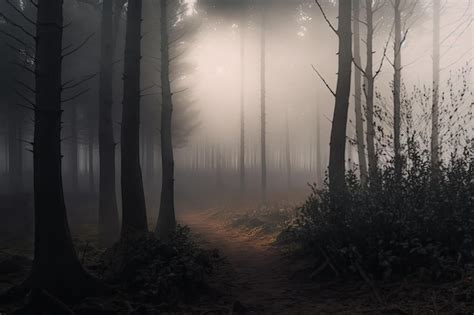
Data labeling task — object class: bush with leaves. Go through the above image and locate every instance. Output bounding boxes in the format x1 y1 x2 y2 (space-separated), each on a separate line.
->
281 141 473 282
101 225 221 305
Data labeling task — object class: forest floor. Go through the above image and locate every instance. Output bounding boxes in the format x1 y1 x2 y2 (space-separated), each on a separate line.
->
179 209 474 314
179 210 390 314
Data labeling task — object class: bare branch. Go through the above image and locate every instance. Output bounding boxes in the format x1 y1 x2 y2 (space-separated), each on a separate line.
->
6 0 36 25
311 64 336 97
62 33 95 58
61 88 91 103
315 0 338 36
62 73 97 90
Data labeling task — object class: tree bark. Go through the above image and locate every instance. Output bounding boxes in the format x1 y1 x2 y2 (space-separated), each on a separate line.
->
239 9 246 195
352 0 367 185
70 106 79 192
393 0 402 180
285 108 291 190
120 0 148 240
98 0 119 246
316 100 322 185
156 0 176 240
8 104 23 193
260 9 267 205
431 0 440 172
328 0 352 192
31 0 95 300
365 0 377 180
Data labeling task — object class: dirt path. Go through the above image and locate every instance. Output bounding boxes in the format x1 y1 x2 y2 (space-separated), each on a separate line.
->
178 211 336 314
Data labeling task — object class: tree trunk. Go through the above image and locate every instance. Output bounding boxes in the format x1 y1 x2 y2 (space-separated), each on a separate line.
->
393 0 402 180
328 0 352 192
70 106 79 192
260 9 267 205
88 128 94 193
365 0 377 180
239 10 245 195
431 0 440 172
98 0 119 246
31 0 95 300
8 104 23 193
285 108 291 190
120 0 148 240
352 0 367 185
316 100 322 185
156 0 176 240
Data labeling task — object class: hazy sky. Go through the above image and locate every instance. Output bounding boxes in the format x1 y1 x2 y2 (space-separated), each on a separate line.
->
176 0 472 166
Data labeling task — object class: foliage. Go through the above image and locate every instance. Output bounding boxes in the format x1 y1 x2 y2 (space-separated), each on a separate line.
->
100 226 221 305
281 142 474 281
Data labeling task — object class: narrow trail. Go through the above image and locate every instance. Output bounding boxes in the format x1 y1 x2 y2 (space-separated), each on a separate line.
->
178 211 338 314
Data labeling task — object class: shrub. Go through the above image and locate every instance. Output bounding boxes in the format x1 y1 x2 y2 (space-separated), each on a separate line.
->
101 225 221 304
282 144 473 281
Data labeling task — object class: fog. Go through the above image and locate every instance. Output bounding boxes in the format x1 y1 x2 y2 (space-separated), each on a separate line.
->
0 0 472 227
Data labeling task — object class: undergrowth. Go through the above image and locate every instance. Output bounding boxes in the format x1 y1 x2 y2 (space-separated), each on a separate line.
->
280 143 473 282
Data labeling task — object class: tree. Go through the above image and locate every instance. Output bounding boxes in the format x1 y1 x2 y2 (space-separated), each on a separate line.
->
393 0 402 180
364 0 377 180
352 0 367 184
260 6 267 204
31 0 96 299
156 0 176 240
431 0 440 173
98 0 120 246
285 107 291 190
239 5 246 195
328 0 352 192
120 0 148 240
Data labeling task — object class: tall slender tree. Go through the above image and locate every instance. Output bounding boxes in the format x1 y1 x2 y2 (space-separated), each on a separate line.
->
285 107 291 190
260 7 267 204
352 0 367 184
120 0 148 240
393 0 402 180
328 0 352 192
156 0 176 240
31 0 96 299
98 0 120 246
239 6 246 195
431 0 441 172
364 0 377 179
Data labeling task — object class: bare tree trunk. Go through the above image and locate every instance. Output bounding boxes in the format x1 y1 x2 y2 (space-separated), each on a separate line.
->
156 0 176 240
316 101 322 185
393 0 402 180
353 0 367 185
31 0 95 299
70 106 79 192
328 0 352 192
98 0 119 246
431 0 440 172
285 108 291 190
88 127 94 193
120 0 148 240
8 105 22 193
365 0 377 180
260 9 267 205
239 10 245 195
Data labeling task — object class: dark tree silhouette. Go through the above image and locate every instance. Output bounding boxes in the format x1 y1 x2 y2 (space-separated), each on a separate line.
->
328 0 352 192
120 0 148 240
431 0 440 172
393 0 402 180
352 0 367 184
260 7 267 205
98 0 120 246
31 0 96 300
156 0 177 240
